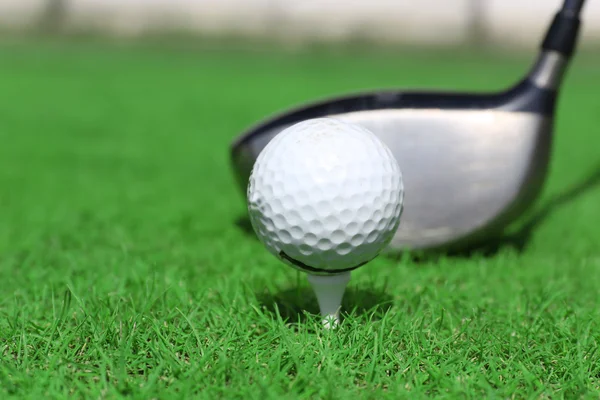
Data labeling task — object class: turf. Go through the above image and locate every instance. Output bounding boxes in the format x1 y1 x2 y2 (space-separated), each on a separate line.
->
0 38 599 399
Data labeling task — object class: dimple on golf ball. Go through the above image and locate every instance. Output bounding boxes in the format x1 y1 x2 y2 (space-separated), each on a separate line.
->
247 117 404 275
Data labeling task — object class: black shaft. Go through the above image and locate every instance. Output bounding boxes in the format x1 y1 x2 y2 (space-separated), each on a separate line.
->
562 0 586 14
541 0 585 57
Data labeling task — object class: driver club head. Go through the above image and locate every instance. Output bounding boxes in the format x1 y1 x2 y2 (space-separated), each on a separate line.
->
230 0 585 253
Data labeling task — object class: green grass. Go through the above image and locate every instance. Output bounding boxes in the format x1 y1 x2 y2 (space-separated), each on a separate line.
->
0 38 599 399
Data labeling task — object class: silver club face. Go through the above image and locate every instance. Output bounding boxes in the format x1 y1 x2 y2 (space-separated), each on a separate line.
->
232 109 552 251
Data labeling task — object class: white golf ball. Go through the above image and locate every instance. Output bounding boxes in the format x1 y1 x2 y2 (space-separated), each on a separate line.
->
247 117 404 275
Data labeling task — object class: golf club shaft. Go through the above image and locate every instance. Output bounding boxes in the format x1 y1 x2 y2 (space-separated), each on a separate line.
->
563 0 586 15
542 0 584 57
528 0 584 90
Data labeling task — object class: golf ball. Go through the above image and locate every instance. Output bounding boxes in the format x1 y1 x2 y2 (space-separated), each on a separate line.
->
247 118 404 275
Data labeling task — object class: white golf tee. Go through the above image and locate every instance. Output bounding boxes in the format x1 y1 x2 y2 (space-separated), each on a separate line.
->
307 271 351 329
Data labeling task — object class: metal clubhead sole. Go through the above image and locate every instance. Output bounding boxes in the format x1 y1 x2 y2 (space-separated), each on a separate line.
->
232 109 552 252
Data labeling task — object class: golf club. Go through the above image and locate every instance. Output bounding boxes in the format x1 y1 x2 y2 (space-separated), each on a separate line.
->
230 0 586 253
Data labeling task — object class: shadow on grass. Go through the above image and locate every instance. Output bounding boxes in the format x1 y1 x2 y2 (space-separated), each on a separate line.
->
235 217 254 236
256 284 393 325
237 162 600 260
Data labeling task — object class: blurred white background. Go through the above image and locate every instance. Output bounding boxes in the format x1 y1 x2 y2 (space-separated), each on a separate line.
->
1 0 598 48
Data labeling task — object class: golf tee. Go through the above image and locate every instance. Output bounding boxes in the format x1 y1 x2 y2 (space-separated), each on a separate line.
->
307 271 351 329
